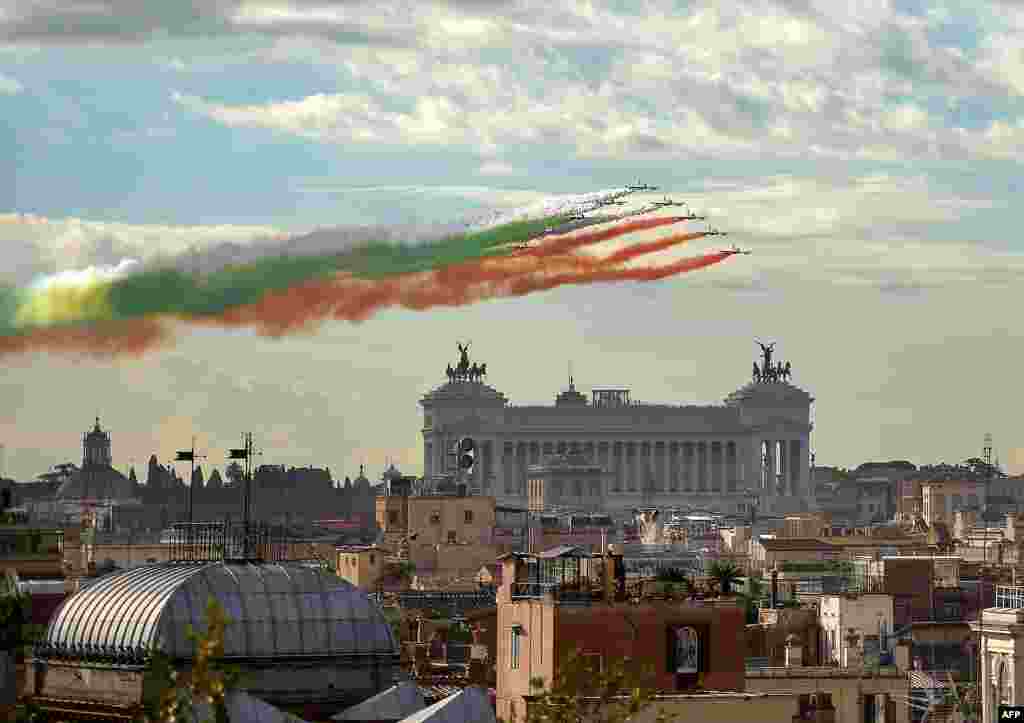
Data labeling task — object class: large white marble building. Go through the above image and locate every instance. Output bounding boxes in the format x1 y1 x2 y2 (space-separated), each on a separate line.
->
420 344 815 515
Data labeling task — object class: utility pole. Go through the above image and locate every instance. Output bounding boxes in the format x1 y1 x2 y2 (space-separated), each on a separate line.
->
175 437 207 526
228 433 261 558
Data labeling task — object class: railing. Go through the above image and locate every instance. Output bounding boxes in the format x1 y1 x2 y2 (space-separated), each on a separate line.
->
396 590 496 611
995 585 1024 609
510 582 602 603
166 521 293 563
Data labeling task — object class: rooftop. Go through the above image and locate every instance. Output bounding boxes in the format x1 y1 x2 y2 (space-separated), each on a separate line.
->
38 561 399 664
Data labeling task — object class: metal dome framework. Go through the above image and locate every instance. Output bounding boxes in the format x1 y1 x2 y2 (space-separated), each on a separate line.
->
37 562 399 666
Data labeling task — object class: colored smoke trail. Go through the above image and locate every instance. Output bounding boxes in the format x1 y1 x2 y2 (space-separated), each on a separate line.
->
195 236 723 338
515 215 685 258
0 230 723 357
0 317 168 358
501 251 737 298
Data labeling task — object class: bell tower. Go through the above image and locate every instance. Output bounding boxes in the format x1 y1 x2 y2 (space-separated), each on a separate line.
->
82 416 112 468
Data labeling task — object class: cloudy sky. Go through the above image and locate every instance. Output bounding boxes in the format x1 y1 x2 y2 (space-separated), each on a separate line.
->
2 0 1023 483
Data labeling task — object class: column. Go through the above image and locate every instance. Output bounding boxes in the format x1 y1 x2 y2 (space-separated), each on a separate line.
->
669 443 679 492
655 442 666 493
789 439 802 498
488 439 498 492
626 443 637 492
517 443 527 497
776 440 786 495
697 443 707 492
727 441 737 493
503 443 515 495
711 442 722 492
683 443 694 491
612 443 622 492
425 442 433 478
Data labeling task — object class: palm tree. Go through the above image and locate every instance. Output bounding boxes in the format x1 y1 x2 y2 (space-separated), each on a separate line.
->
707 560 742 596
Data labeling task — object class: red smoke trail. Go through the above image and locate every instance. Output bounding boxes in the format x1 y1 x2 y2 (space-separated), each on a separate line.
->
0 318 168 359
598 231 707 266
501 251 737 298
516 215 688 257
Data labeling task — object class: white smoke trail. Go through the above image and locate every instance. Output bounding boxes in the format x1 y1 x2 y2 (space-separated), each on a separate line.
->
30 258 141 290
470 187 635 230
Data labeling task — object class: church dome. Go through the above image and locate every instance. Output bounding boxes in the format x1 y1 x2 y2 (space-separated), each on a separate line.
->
56 465 137 501
39 561 398 662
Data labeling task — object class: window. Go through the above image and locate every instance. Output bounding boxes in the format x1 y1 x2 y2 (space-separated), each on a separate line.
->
369 554 375 565
670 626 700 674
581 653 604 674
388 510 399 525
510 627 521 669
430 512 441 524
448 531 457 544
465 509 474 524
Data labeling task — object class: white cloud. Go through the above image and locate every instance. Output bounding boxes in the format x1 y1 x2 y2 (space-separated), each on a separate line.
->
0 72 22 94
0 213 287 284
478 161 520 177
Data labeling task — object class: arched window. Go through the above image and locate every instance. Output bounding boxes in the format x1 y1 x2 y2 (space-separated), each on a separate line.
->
672 626 700 673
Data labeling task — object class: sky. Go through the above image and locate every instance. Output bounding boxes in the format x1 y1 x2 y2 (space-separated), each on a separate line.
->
2 0 1023 483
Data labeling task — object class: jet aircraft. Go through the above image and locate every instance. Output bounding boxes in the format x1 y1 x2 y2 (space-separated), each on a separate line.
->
651 197 683 208
705 227 728 236
627 181 659 191
725 245 751 254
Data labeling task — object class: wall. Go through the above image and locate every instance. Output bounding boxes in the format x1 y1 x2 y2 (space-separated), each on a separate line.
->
882 558 933 627
582 694 798 723
335 548 388 589
406 496 496 547
409 542 501 576
496 599 557 723
746 670 909 723
496 598 747 720
819 594 894 666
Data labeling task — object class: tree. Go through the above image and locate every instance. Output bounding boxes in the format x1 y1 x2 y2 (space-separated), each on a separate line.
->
503 647 669 723
141 597 243 723
740 575 765 625
707 560 741 596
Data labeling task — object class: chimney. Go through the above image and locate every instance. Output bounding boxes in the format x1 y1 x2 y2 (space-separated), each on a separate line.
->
793 694 812 722
785 634 803 668
498 555 520 602
604 545 625 602
809 693 836 723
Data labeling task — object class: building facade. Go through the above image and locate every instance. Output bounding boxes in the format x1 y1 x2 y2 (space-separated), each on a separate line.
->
421 344 815 516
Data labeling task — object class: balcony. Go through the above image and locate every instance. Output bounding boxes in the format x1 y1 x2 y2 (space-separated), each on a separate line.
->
995 585 1024 609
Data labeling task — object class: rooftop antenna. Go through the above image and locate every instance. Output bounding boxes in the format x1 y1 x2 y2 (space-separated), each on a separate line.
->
568 360 573 387
984 432 993 469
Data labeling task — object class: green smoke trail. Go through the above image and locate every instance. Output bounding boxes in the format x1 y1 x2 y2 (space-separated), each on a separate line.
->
6 213 576 332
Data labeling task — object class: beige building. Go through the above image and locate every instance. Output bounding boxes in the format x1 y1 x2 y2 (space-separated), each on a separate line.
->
376 493 496 547
970 588 1024 723
921 478 987 526
335 544 392 590
421 344 815 516
746 663 909 723
819 594 894 667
